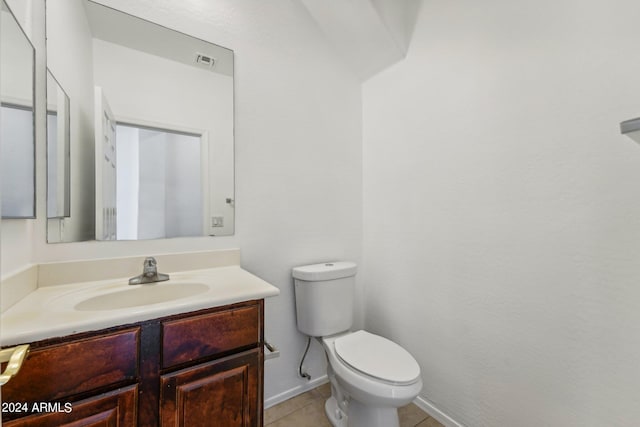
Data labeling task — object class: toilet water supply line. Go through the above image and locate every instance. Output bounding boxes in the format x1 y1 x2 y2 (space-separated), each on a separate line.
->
299 336 312 380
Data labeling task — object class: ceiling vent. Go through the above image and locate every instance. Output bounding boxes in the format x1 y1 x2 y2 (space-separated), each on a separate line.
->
195 53 215 68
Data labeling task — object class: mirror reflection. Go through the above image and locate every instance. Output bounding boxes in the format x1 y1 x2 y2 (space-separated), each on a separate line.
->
1 0 35 218
46 0 235 243
47 70 71 219
114 124 203 240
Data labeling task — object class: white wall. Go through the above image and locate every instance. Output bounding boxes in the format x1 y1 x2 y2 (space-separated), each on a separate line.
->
46 0 96 242
137 132 167 240
115 126 139 240
1 0 363 404
163 133 202 238
0 8 33 104
5 0 32 37
363 1 640 426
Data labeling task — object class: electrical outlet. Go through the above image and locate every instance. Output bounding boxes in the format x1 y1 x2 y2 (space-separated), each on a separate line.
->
211 216 224 227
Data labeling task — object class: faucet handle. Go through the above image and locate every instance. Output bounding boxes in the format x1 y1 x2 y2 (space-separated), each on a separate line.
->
130 256 168 285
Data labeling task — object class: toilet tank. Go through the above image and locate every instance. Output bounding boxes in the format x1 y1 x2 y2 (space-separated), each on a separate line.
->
293 262 357 337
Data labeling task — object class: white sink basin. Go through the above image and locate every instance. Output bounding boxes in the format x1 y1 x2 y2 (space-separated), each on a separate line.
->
1 265 281 346
74 282 210 311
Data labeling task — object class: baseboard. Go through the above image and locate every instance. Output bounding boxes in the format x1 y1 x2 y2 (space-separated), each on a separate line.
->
264 375 329 409
264 377 464 427
413 395 465 427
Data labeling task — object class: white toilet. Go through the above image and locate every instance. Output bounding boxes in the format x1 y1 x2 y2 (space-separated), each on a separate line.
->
293 262 423 427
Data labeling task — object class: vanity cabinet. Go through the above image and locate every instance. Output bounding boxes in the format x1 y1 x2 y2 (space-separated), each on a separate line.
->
1 300 264 427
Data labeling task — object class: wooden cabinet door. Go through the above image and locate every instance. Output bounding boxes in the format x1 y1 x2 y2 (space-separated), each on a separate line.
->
4 385 137 427
160 349 261 427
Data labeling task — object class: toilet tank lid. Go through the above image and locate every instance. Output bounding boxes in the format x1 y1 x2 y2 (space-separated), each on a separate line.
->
292 262 357 281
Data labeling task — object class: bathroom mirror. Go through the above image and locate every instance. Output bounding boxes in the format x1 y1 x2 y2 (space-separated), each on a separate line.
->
46 0 235 243
47 70 71 219
0 0 36 218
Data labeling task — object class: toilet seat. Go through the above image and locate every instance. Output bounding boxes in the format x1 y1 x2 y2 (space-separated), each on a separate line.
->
334 330 420 385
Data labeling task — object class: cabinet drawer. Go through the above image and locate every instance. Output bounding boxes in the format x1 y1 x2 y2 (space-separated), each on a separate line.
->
2 328 139 403
4 385 138 427
162 304 260 369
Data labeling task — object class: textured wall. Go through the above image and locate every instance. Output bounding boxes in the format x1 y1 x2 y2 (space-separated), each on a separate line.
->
363 0 640 426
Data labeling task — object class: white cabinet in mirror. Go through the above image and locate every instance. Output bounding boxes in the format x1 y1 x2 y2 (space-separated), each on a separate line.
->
46 0 235 243
1 0 36 219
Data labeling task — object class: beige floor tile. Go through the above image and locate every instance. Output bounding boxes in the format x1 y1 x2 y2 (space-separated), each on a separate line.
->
416 416 445 427
266 383 436 427
264 390 318 425
314 382 332 398
311 383 331 400
399 403 429 427
266 398 331 427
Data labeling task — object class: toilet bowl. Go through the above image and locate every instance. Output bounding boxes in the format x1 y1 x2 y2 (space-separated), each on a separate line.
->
292 261 423 427
321 330 422 427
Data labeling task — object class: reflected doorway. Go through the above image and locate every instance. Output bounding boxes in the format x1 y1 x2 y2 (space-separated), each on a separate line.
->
115 123 203 240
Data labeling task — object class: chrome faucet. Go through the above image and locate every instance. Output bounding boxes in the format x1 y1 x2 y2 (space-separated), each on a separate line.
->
129 257 170 285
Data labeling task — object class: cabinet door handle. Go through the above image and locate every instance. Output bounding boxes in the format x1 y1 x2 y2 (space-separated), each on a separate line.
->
0 344 30 386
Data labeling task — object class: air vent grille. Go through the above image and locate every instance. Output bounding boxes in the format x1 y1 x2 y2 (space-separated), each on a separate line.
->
195 53 215 68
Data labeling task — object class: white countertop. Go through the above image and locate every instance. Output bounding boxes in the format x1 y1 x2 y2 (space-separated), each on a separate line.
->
1 265 280 346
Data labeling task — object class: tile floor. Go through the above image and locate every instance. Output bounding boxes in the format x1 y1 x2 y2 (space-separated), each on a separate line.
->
264 383 444 427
